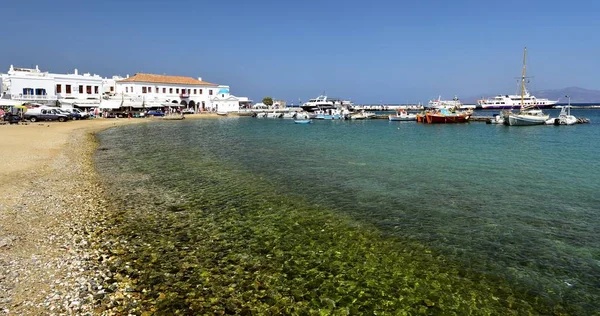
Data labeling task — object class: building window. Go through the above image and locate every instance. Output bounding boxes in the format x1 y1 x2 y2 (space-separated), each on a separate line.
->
66 85 71 93
199 89 202 94
86 86 92 94
163 88 166 93
222 94 224 98
56 84 62 93
169 88 173 93
187 89 190 94
110 86 114 92
193 89 197 94
209 89 213 95
79 85 83 94
176 88 180 93
94 86 99 94
142 87 147 94
126 87 129 93
148 87 152 93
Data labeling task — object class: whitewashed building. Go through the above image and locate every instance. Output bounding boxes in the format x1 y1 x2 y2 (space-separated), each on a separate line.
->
0 65 103 108
1 66 246 112
111 73 241 112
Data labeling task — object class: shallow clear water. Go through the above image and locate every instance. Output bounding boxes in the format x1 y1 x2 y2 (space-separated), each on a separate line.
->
96 109 600 313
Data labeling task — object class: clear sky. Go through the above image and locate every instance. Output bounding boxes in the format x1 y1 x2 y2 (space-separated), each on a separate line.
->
2 0 599 104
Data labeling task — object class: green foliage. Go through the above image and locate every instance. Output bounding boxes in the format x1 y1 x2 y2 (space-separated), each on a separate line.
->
262 97 273 106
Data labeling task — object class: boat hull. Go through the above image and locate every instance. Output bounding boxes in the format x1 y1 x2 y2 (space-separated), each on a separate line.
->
425 113 470 123
388 114 416 121
503 114 549 126
294 119 312 124
481 103 556 110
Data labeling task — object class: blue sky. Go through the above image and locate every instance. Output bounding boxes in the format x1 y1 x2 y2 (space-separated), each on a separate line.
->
2 0 598 104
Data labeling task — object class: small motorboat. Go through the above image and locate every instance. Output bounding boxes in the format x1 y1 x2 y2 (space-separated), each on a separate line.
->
216 111 228 116
388 110 416 121
486 113 505 124
294 119 312 124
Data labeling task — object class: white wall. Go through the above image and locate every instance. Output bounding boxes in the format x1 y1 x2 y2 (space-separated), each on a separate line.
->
54 73 103 100
116 81 221 109
7 76 56 98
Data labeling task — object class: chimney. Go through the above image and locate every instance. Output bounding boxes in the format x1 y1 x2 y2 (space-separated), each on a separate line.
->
198 77 202 81
74 68 78 75
127 74 129 78
35 65 39 71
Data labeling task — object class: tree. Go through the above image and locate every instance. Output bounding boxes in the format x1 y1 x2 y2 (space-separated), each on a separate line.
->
262 97 273 107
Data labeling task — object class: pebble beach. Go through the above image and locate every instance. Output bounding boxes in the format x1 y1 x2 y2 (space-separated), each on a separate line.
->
0 116 216 315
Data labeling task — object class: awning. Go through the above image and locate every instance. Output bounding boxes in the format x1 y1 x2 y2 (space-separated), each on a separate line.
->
122 101 144 108
99 99 123 109
144 102 164 108
0 99 21 106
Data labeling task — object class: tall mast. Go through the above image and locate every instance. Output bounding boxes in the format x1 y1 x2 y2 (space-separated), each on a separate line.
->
520 47 527 108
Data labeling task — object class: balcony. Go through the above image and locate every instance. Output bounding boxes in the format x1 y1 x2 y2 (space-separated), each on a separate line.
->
12 94 58 101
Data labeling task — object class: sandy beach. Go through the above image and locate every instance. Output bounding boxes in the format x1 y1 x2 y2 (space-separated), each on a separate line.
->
0 115 229 314
0 119 145 314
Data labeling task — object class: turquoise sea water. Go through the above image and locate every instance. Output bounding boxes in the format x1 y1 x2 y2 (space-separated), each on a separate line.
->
95 109 600 314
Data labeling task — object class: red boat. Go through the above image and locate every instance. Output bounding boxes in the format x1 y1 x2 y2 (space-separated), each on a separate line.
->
422 108 471 124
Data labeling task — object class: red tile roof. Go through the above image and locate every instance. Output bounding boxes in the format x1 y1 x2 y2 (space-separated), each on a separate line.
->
119 73 218 86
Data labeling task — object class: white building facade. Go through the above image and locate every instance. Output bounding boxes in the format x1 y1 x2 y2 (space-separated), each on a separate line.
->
0 65 104 107
1 66 245 112
113 73 240 112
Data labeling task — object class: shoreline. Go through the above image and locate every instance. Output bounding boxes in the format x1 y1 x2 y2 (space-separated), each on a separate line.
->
0 116 213 314
0 119 148 314
0 115 227 314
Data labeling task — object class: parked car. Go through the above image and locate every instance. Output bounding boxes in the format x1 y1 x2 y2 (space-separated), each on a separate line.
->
64 108 89 119
24 108 70 122
146 110 165 117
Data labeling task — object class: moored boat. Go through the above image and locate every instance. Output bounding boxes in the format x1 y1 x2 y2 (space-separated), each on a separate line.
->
425 108 471 123
294 119 312 124
502 47 550 126
388 109 416 121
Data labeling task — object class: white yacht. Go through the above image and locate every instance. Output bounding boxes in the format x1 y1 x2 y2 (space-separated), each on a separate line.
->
427 96 462 109
301 95 352 112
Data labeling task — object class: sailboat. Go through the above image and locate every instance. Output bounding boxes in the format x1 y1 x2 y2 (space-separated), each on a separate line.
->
503 47 549 126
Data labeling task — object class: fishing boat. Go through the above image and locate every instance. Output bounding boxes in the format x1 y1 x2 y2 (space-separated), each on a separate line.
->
424 108 471 123
216 111 228 116
388 109 416 121
294 119 312 124
503 47 549 126
350 110 376 120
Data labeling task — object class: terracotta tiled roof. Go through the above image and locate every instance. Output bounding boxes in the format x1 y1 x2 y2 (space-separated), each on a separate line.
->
118 73 218 86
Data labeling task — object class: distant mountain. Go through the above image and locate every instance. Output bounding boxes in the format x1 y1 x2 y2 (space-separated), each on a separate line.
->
532 87 600 104
462 87 600 104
